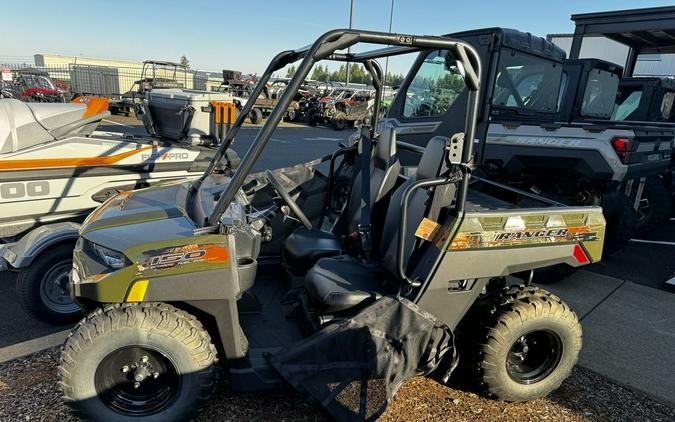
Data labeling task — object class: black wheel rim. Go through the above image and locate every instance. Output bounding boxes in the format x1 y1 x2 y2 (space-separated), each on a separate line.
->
95 346 180 416
506 330 563 385
39 260 80 314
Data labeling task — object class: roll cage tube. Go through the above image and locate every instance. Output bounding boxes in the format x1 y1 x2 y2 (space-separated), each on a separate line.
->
207 29 482 225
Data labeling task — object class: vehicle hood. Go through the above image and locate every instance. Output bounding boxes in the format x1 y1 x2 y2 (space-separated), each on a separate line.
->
80 181 195 250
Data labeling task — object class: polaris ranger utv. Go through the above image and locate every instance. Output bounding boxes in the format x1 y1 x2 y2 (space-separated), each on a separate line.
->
60 29 605 421
391 28 670 248
556 58 673 234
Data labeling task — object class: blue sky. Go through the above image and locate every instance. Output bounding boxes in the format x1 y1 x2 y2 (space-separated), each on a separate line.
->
1 0 673 75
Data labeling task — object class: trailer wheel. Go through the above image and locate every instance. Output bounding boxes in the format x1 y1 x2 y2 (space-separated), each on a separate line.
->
16 244 83 324
466 286 581 402
59 303 218 422
626 177 671 235
331 112 347 131
249 108 263 124
602 191 637 252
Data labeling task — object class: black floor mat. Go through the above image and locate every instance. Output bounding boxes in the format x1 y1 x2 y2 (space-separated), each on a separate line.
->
238 277 303 350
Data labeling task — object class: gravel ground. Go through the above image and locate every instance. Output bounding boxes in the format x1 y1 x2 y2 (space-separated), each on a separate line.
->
1 348 673 422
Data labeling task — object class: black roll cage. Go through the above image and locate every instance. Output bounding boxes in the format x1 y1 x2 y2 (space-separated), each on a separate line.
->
197 29 482 226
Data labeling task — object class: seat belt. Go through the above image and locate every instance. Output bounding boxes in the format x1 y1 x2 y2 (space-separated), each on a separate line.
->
357 128 373 260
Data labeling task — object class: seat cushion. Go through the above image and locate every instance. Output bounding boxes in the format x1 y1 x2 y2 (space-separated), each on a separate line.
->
305 257 391 314
283 228 342 275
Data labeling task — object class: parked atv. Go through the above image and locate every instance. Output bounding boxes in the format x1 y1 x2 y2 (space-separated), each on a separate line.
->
5 68 65 103
325 89 375 130
307 87 356 126
60 29 604 422
111 60 188 116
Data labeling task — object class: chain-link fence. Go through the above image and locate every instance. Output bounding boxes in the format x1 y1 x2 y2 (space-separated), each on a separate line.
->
1 63 224 100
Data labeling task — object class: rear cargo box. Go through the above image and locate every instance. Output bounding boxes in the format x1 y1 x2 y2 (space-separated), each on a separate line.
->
147 89 234 144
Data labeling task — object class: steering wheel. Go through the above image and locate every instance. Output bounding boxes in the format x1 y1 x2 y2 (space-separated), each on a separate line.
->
264 170 313 230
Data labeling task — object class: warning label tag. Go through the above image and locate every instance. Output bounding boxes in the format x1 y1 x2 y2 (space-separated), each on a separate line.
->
415 218 440 241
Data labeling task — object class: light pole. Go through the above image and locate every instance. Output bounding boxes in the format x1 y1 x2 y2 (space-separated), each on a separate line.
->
346 0 354 87
384 0 394 86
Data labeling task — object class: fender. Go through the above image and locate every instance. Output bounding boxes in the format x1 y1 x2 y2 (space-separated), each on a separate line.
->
2 222 80 270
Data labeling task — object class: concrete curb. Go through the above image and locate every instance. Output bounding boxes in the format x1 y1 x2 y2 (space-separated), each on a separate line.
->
0 330 70 364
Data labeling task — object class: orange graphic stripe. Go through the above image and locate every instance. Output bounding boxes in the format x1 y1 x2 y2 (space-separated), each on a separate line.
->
0 145 155 171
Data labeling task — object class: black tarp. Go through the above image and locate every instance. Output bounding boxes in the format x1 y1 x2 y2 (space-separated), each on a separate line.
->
267 297 456 421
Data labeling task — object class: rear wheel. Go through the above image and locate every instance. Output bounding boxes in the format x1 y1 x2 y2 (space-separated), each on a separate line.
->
625 177 671 235
466 286 582 402
602 191 637 252
331 112 347 131
59 303 218 422
307 109 319 126
249 108 263 124
16 244 83 324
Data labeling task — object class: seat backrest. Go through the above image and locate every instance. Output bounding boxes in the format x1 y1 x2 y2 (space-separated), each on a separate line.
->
26 102 87 131
0 99 54 154
333 128 401 234
379 136 453 279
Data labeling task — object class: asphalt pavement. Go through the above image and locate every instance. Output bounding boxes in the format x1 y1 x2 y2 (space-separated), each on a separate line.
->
542 270 675 407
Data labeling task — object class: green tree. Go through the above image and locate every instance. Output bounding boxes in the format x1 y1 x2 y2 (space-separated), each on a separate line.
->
286 65 296 78
385 72 405 87
348 64 367 84
179 55 190 68
310 64 330 81
436 73 465 92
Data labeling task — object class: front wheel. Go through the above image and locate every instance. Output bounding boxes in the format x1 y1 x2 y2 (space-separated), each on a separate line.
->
16 244 83 324
59 303 218 422
468 286 582 402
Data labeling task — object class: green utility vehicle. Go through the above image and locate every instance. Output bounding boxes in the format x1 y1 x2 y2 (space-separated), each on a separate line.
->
60 29 605 421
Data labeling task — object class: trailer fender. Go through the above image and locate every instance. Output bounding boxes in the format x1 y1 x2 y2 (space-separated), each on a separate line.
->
3 222 80 270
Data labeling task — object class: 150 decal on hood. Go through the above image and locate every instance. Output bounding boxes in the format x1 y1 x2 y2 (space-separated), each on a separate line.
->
136 243 229 273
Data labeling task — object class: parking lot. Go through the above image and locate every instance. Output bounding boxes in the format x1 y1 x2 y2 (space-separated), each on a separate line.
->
0 117 674 421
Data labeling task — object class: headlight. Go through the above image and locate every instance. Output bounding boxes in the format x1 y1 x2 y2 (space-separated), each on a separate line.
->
94 244 128 269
